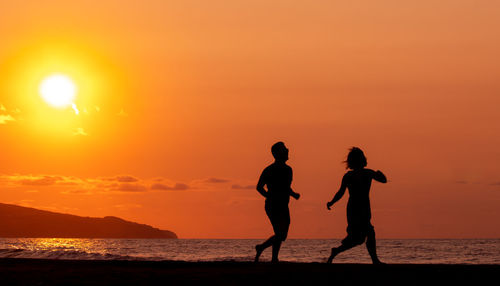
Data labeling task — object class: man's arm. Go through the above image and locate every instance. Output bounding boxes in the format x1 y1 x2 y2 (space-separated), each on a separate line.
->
256 170 268 198
327 174 348 210
288 167 300 200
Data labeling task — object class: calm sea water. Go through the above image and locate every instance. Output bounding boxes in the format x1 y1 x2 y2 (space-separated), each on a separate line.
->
0 239 498 264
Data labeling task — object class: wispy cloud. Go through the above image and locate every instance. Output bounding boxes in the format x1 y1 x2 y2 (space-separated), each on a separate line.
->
20 175 62 186
112 183 148 192
60 189 93 195
453 180 500 186
231 184 255 190
73 127 88 136
187 177 233 190
115 175 139 183
0 175 62 186
151 183 190 191
0 114 15 124
113 204 143 210
117 108 128 117
0 174 252 194
0 174 188 194
204 177 230 184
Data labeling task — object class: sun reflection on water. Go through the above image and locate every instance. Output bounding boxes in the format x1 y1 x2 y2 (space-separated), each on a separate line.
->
19 238 97 252
3 238 120 259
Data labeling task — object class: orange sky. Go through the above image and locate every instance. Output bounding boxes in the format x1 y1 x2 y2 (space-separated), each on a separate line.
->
1 1 499 238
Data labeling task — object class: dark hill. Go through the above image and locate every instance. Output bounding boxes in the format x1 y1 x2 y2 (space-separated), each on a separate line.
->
0 203 177 238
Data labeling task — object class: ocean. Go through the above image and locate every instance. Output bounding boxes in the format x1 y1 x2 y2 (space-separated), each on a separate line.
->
0 238 498 264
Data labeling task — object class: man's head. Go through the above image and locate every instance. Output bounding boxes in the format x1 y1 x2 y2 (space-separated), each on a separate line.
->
271 141 289 162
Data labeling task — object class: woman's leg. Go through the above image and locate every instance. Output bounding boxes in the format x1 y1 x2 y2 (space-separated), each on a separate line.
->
327 227 364 263
366 227 383 264
327 241 357 263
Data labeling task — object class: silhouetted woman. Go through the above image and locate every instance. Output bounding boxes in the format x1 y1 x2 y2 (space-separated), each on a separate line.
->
326 147 387 264
255 142 300 262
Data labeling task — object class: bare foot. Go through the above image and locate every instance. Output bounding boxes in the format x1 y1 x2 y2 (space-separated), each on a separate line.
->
327 248 338 263
254 244 264 262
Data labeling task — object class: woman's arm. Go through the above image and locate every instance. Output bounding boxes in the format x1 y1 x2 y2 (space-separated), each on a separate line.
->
327 174 348 210
372 170 387 183
290 189 300 200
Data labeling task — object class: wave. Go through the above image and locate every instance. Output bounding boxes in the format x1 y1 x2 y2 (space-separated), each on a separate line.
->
1 239 498 264
0 248 256 262
0 248 136 260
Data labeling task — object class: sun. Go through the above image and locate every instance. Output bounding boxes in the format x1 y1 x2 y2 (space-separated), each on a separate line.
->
39 74 77 108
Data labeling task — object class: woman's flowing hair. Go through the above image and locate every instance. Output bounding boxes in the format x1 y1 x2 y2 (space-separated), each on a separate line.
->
345 147 367 170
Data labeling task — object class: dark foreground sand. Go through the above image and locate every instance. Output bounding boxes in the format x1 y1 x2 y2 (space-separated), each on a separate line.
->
0 259 498 286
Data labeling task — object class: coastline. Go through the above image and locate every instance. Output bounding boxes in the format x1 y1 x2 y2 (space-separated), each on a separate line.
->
1 258 498 285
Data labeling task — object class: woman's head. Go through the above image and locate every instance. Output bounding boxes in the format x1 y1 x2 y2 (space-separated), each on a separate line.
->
345 147 367 170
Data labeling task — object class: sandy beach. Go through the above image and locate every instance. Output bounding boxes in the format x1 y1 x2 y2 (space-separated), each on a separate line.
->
1 258 498 286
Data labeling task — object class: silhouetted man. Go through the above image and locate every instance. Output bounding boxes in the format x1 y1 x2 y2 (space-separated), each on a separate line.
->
255 142 300 262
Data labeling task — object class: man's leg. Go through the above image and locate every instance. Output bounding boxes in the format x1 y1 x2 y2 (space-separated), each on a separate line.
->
256 205 289 263
269 208 289 263
255 235 276 262
271 240 282 262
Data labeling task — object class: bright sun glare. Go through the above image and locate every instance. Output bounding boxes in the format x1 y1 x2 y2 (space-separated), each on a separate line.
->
39 74 77 108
